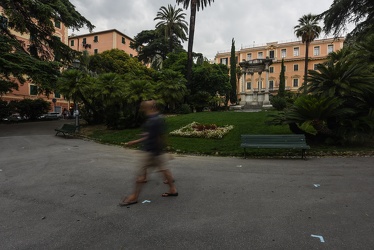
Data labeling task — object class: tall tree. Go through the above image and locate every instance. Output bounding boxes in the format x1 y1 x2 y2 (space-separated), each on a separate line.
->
319 0 374 41
229 38 237 104
176 0 215 85
154 4 188 53
0 0 94 95
294 14 321 94
278 58 286 97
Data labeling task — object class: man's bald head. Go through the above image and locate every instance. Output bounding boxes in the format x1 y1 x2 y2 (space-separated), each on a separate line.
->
140 100 158 115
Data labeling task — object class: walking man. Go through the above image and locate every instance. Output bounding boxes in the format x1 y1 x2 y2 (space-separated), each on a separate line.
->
119 100 178 206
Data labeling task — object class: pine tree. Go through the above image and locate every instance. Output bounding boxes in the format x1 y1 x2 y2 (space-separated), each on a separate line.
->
230 38 237 104
278 58 285 97
0 0 94 95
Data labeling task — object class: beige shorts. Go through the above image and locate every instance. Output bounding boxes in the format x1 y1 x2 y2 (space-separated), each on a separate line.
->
138 151 167 176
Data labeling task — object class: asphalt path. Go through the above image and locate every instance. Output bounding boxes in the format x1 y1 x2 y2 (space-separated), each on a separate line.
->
0 120 373 249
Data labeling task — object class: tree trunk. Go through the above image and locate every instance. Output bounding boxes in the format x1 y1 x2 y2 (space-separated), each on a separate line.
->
186 0 197 86
303 41 309 94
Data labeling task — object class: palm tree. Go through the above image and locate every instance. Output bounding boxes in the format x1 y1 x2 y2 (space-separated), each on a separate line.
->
294 13 321 93
176 0 215 85
154 4 188 53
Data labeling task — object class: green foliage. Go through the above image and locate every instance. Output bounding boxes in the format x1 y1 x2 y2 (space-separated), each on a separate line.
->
270 96 287 111
154 4 188 52
278 58 286 97
163 51 188 75
156 69 188 111
320 0 374 41
294 13 322 92
176 0 215 85
189 91 211 112
191 62 230 96
229 38 237 104
307 48 374 122
130 30 168 67
175 103 192 114
7 98 50 120
0 100 11 119
89 49 150 76
0 0 94 95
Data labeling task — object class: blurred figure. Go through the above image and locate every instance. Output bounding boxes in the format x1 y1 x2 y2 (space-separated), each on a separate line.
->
119 100 178 206
63 108 69 119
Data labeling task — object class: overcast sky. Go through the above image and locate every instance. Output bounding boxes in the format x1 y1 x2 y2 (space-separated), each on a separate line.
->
69 0 349 60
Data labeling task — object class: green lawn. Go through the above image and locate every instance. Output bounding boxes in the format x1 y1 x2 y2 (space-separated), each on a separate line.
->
82 111 374 157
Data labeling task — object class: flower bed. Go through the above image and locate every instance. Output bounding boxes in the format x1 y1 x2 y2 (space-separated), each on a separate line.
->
169 121 234 139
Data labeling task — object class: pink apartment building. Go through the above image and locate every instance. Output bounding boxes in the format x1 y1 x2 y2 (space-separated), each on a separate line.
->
215 37 345 107
68 29 138 56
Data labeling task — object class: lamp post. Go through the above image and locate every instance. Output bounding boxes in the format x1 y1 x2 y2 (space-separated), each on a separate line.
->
72 59 80 132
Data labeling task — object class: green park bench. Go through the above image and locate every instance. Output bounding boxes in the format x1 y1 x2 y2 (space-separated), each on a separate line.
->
240 134 310 159
55 124 77 137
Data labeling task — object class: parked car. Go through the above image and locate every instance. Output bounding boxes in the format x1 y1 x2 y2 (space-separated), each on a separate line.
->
3 114 23 122
39 112 62 120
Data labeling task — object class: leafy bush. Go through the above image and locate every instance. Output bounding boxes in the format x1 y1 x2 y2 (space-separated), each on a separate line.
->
176 104 192 114
270 96 287 111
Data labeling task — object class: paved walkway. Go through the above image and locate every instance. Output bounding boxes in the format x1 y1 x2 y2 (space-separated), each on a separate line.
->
0 121 373 249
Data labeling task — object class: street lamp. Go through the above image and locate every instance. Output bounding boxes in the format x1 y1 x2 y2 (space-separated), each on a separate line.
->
72 59 80 132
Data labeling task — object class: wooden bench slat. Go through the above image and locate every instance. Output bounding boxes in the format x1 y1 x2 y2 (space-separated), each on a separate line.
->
240 134 310 159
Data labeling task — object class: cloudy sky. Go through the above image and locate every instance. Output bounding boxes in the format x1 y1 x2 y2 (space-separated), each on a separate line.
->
69 0 349 60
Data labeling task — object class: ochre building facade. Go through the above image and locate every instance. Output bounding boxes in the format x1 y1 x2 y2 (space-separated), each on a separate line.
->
215 37 345 107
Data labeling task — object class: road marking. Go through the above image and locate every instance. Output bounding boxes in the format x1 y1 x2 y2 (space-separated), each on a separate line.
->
311 234 325 243
313 184 320 188
142 200 151 203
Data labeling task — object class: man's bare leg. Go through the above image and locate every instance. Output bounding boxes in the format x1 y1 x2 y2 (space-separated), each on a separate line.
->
161 169 177 196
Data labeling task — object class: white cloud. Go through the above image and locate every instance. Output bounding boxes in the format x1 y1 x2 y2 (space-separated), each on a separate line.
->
69 0 352 60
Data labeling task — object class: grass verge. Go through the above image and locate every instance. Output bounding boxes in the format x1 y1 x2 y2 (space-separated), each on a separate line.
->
80 111 374 158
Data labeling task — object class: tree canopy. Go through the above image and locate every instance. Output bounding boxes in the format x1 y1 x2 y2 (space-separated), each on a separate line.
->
294 13 321 92
154 4 188 53
0 0 94 95
319 0 374 41
176 0 215 85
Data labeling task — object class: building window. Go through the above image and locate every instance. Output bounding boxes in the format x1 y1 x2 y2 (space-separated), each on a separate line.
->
327 44 334 54
314 46 320 56
269 50 275 59
220 58 228 65
55 20 61 29
82 38 87 45
293 78 299 87
30 85 38 95
281 49 286 58
294 64 299 71
70 40 74 46
269 80 274 90
93 36 98 42
293 47 299 56
247 53 252 60
122 37 126 44
258 52 263 59
269 66 274 73
246 82 251 90
94 49 98 54
55 91 61 98
314 63 320 70
130 54 133 57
